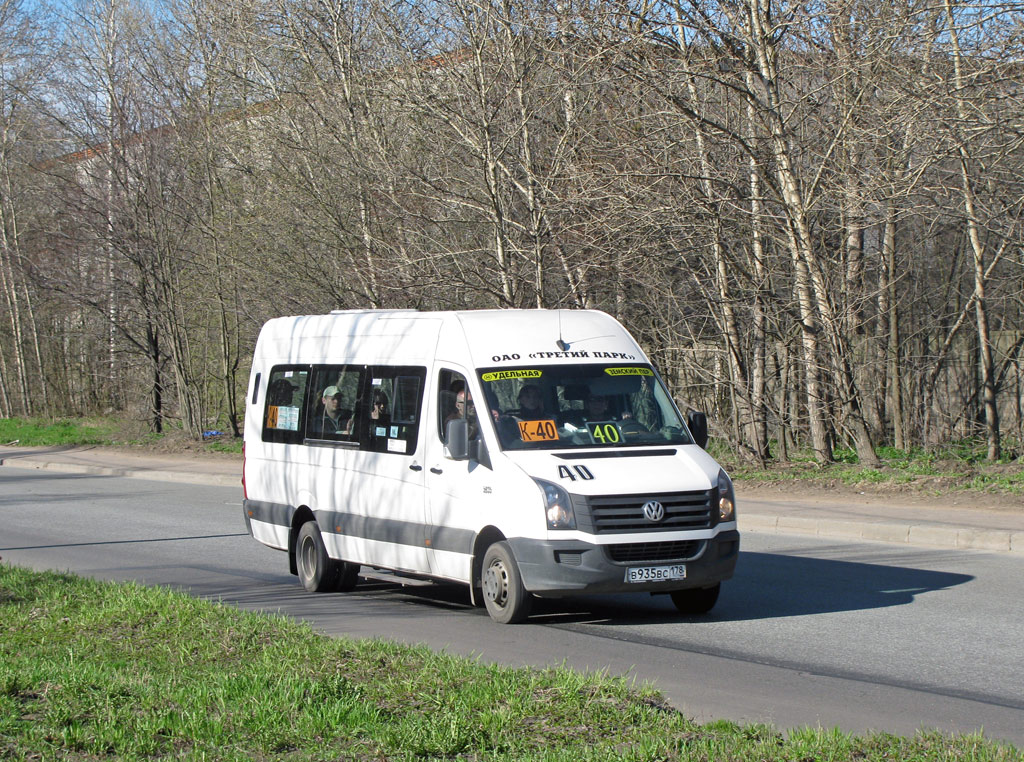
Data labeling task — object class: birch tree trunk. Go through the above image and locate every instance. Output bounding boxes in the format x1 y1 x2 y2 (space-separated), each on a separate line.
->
671 19 763 462
942 0 1000 461
743 1 831 462
744 0 878 465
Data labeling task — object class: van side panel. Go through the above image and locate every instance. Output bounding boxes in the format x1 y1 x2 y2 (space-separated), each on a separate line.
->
244 313 444 579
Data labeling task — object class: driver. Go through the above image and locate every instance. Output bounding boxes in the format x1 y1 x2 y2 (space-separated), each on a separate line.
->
582 393 612 421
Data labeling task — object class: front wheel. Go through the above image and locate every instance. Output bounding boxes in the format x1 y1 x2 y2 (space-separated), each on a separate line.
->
480 542 531 624
670 583 720 615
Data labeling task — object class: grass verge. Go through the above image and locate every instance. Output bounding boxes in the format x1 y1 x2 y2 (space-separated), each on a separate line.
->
0 417 120 447
0 564 1020 761
0 417 242 455
716 442 1024 497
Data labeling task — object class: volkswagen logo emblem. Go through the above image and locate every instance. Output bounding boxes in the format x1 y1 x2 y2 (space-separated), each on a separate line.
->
642 500 665 522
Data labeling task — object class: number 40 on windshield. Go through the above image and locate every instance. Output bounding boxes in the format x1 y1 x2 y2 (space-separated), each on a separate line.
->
588 422 621 444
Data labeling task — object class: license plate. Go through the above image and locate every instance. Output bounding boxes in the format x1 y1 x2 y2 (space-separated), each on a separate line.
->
626 564 686 583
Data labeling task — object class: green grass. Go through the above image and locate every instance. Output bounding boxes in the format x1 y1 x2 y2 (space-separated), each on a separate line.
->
717 440 1024 496
202 436 243 454
0 417 119 447
0 416 242 455
0 565 1020 761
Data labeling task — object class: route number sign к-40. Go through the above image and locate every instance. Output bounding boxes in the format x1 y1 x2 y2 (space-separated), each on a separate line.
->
518 419 558 442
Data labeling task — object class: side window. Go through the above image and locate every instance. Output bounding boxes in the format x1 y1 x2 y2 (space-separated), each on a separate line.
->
306 365 364 443
297 363 425 454
363 366 426 455
438 369 482 443
262 366 309 444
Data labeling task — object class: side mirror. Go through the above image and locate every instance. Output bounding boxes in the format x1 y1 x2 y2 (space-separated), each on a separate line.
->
445 418 469 460
470 436 491 469
687 410 708 449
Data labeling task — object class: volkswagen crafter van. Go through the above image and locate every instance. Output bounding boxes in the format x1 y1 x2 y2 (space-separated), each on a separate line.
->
242 309 738 623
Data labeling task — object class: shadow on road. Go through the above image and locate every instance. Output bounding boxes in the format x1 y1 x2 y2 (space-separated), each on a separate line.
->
201 549 975 628
524 549 975 625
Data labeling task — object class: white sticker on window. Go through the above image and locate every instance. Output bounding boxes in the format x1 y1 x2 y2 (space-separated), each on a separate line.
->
278 407 300 431
387 438 407 454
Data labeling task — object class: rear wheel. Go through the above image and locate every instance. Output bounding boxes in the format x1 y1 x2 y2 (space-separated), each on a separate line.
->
480 542 531 624
670 583 720 615
296 521 338 592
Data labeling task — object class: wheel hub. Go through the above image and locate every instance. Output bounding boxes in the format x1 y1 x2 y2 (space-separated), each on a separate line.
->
483 560 508 606
299 537 315 580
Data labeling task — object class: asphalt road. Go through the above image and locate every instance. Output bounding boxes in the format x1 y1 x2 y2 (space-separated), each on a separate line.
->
1 466 1022 746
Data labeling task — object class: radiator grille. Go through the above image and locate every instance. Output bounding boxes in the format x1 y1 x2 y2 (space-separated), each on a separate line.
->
581 489 715 534
606 540 704 563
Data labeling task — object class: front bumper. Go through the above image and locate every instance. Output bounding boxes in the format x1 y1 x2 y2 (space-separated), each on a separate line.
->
508 529 739 596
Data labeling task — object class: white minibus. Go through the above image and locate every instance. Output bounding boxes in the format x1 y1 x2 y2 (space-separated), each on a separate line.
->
242 309 738 623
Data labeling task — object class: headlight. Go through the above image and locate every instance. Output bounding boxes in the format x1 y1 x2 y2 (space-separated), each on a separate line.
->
535 478 576 530
717 468 736 522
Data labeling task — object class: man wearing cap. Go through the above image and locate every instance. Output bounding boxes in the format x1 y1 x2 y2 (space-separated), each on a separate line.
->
312 385 347 436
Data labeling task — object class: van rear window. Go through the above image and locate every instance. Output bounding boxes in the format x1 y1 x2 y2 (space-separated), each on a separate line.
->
262 366 310 444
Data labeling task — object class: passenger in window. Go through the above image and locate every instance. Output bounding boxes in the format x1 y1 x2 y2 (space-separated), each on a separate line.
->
516 384 546 419
445 388 468 427
493 384 547 445
313 385 348 436
458 389 485 438
346 389 389 435
371 390 389 422
444 387 483 441
443 380 465 420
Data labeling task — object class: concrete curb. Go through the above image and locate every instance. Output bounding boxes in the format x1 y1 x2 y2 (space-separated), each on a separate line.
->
743 512 1024 555
0 456 240 489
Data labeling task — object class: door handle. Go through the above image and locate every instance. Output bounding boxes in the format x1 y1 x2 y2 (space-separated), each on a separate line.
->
409 464 422 472
429 467 443 475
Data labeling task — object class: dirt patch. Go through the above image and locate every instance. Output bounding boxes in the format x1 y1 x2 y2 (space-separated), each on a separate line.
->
116 427 241 459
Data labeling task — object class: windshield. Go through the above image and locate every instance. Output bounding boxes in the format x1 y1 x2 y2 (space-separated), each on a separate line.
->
475 364 694 450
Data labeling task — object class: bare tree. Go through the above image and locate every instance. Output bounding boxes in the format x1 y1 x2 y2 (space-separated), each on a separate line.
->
0 0 50 417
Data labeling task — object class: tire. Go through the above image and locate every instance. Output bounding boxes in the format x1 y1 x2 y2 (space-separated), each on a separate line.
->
670 583 720 615
296 521 339 593
335 561 360 592
480 541 531 624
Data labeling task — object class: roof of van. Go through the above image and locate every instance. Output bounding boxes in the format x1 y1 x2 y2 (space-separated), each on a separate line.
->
450 310 645 367
254 309 647 368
